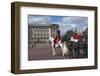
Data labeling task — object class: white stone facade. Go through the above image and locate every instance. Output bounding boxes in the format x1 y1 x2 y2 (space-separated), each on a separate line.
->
28 24 59 46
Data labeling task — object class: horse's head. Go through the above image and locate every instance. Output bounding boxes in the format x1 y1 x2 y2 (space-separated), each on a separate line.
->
49 37 54 42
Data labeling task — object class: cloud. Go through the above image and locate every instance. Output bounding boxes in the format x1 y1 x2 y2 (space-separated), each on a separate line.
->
28 15 88 36
59 16 88 35
28 15 51 25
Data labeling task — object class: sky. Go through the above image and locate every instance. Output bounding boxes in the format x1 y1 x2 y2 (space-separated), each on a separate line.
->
28 15 88 36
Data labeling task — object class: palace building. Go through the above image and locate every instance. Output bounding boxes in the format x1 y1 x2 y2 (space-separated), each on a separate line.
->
28 24 59 47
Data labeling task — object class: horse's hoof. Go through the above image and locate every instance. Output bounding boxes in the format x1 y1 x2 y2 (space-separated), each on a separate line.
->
62 54 65 56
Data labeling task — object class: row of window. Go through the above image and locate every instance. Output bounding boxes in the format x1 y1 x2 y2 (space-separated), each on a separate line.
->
32 29 49 32
32 29 57 33
32 34 49 38
32 39 48 41
32 34 57 38
32 39 49 43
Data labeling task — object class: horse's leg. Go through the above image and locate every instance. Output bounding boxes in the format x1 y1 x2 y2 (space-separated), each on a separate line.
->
72 49 75 57
49 37 56 56
52 46 56 56
61 46 65 56
80 49 83 54
72 43 75 57
62 51 65 56
62 44 66 56
59 42 64 56
61 45 64 56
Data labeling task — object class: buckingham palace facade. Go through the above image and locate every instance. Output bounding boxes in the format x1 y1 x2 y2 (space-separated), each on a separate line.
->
28 24 59 47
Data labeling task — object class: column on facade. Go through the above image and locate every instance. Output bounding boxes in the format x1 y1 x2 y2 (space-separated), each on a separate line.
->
49 28 51 38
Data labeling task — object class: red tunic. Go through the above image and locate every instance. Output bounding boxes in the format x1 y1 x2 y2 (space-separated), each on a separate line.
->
54 35 61 44
72 33 81 40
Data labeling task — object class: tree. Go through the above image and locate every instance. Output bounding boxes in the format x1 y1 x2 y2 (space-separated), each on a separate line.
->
62 30 73 43
83 28 88 41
